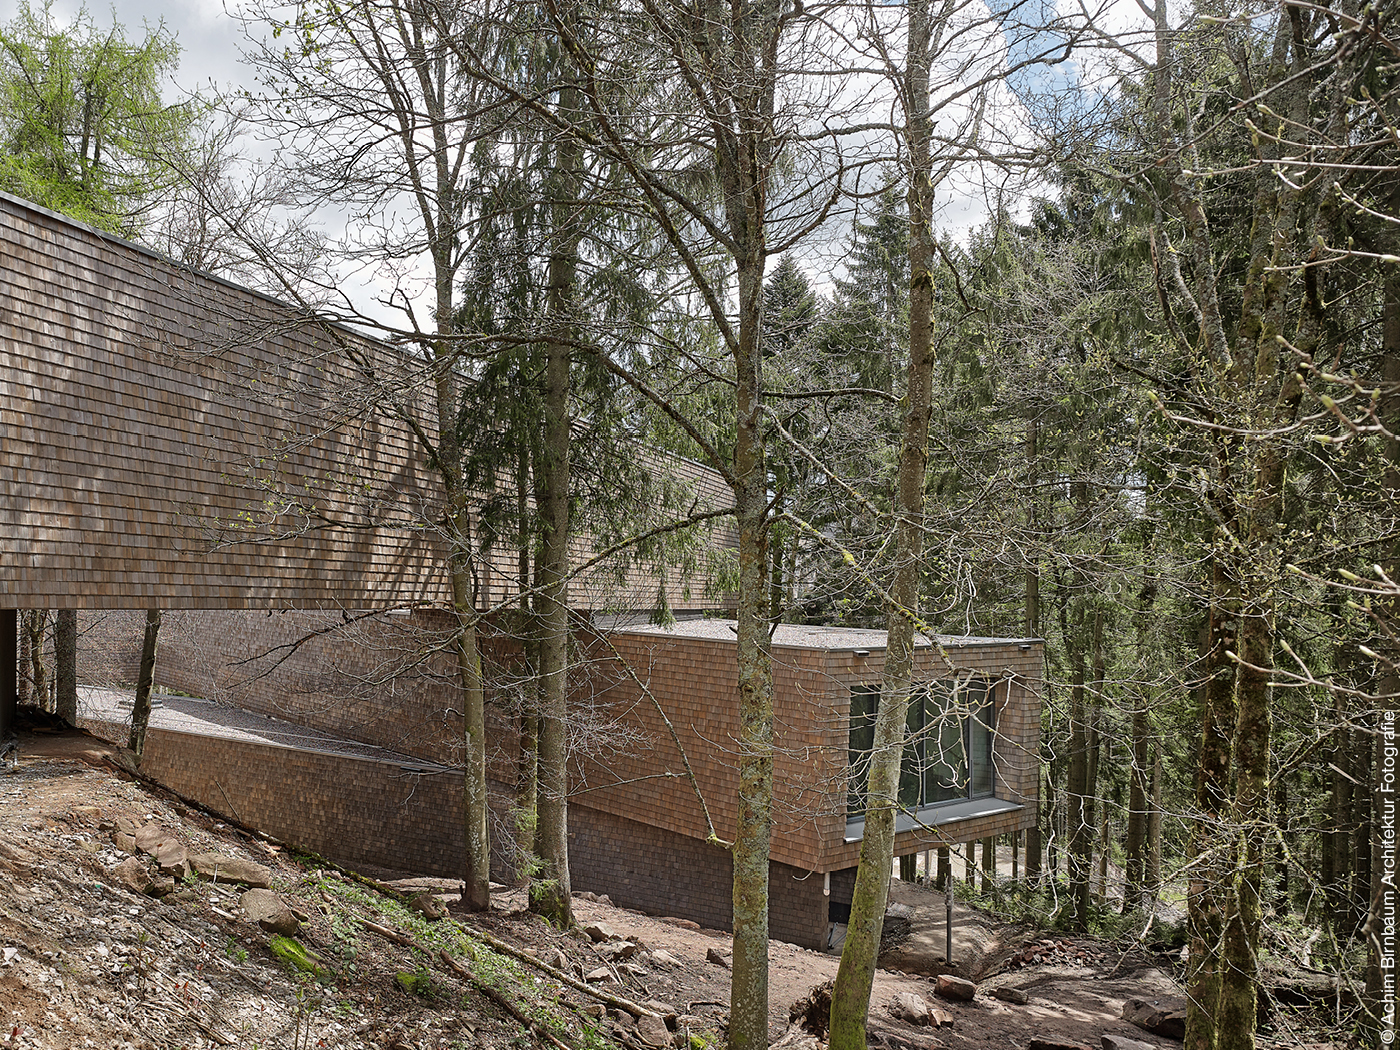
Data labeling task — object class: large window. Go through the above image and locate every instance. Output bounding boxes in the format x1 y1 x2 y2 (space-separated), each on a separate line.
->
847 678 996 816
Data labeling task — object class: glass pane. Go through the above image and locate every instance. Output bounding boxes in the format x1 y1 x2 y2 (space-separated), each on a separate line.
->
847 685 878 815
923 685 967 804
969 685 995 797
898 686 924 810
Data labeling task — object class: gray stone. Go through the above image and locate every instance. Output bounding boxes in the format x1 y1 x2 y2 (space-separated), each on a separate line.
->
189 853 272 888
1121 998 1186 1040
113 816 142 836
147 876 176 897
241 888 300 936
635 1014 670 1048
991 986 1030 1005
771 1028 822 1050
584 967 615 983
112 832 137 854
890 991 933 1025
134 824 176 855
642 1000 678 1025
597 940 637 961
585 921 619 943
1101 1036 1159 1050
1026 1038 1094 1050
112 856 152 895
154 839 190 880
934 973 977 1002
407 891 447 920
649 949 681 967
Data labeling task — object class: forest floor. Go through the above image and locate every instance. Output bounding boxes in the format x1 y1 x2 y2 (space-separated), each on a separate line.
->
0 724 1344 1050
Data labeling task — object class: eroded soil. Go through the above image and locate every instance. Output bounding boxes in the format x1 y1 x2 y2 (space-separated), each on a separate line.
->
0 727 1222 1050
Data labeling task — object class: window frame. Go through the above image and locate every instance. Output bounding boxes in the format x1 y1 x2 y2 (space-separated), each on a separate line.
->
845 676 999 820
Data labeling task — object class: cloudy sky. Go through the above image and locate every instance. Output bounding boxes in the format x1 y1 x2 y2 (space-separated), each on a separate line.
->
0 0 255 97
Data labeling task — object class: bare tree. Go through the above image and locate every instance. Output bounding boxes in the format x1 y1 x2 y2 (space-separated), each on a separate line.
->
232 0 519 911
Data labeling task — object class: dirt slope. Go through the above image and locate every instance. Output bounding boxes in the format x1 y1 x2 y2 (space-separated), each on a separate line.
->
0 727 1199 1050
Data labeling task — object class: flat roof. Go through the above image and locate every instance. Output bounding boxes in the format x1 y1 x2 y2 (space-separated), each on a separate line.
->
613 618 1040 653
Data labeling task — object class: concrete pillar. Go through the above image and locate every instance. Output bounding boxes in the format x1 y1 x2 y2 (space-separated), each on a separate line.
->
1 610 15 740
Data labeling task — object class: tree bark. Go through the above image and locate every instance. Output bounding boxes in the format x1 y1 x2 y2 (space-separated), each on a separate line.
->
17 617 29 705
23 612 46 712
529 78 580 926
828 2 936 1040
1024 418 1043 889
128 608 161 759
53 610 76 724
1122 704 1150 915
1066 595 1091 931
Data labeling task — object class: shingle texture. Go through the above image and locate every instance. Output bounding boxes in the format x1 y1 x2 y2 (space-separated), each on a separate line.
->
0 192 734 610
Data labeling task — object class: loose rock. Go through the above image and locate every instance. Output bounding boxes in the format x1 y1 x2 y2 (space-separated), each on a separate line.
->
111 856 151 895
934 973 977 1001
1026 1037 1094 1050
407 891 447 920
241 888 300 936
134 824 176 855
189 853 273 888
1101 1036 1160 1050
991 986 1030 1005
1121 998 1186 1040
154 839 190 880
585 921 619 943
706 946 731 969
635 1013 671 1048
890 991 934 1026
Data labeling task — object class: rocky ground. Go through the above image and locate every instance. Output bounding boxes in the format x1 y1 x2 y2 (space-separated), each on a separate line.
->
0 724 1344 1050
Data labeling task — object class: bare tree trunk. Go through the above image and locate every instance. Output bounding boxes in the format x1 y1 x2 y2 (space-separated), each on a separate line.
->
1024 418 1043 890
1271 778 1288 916
54 610 76 724
828 6 937 1033
1351 727 1372 939
728 180 776 1050
1186 552 1237 1050
24 612 47 713
515 448 539 878
1067 595 1091 931
1123 705 1150 915
530 87 580 926
17 618 30 705
128 608 161 759
980 837 995 897
1147 749 1162 908
451 548 491 912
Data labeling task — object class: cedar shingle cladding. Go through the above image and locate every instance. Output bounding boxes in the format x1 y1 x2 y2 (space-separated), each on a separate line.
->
0 191 732 611
575 621 1042 873
0 192 445 608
